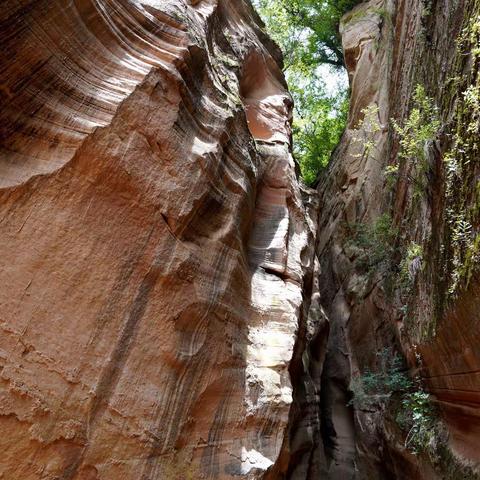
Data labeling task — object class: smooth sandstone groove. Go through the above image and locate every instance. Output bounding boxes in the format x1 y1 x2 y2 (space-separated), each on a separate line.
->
0 1 322 478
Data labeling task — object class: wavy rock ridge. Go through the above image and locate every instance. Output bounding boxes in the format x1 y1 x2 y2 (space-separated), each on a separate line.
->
0 1 321 478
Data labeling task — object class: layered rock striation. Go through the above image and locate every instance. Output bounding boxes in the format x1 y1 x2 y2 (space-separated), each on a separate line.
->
0 1 321 478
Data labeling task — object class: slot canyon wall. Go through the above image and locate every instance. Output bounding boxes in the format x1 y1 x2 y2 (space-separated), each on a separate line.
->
316 0 480 478
0 1 323 478
0 0 479 480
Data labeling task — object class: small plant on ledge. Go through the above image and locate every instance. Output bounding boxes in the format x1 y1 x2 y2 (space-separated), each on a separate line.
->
399 241 424 290
387 84 440 196
348 347 437 456
348 348 413 410
345 213 398 275
396 386 436 455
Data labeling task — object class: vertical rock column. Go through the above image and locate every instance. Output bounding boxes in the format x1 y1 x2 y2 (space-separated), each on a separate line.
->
316 1 396 477
241 51 322 477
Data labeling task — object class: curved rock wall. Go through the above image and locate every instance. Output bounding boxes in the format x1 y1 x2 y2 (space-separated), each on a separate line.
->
0 1 322 478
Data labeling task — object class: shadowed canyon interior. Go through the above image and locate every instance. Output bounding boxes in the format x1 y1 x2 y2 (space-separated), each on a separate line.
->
0 0 479 479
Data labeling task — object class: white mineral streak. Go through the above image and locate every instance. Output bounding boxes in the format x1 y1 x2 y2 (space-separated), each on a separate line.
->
240 447 275 474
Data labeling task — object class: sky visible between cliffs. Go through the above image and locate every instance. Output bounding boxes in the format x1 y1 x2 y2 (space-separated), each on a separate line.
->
252 0 359 185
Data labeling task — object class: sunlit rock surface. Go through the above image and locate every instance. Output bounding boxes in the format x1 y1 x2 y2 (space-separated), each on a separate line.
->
0 1 320 478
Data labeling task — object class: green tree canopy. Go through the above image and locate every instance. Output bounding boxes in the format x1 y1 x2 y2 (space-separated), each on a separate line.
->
255 0 361 69
253 0 360 185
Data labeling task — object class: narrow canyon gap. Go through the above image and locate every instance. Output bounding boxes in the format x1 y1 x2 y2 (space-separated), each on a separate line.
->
0 1 479 480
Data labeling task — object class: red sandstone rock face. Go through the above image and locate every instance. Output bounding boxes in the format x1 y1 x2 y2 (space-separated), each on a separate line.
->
0 1 321 478
420 278 480 463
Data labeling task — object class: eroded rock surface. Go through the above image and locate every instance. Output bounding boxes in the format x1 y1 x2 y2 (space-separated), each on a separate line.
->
0 1 321 478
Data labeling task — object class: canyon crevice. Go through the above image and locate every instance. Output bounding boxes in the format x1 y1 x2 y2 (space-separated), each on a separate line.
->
1 0 479 479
